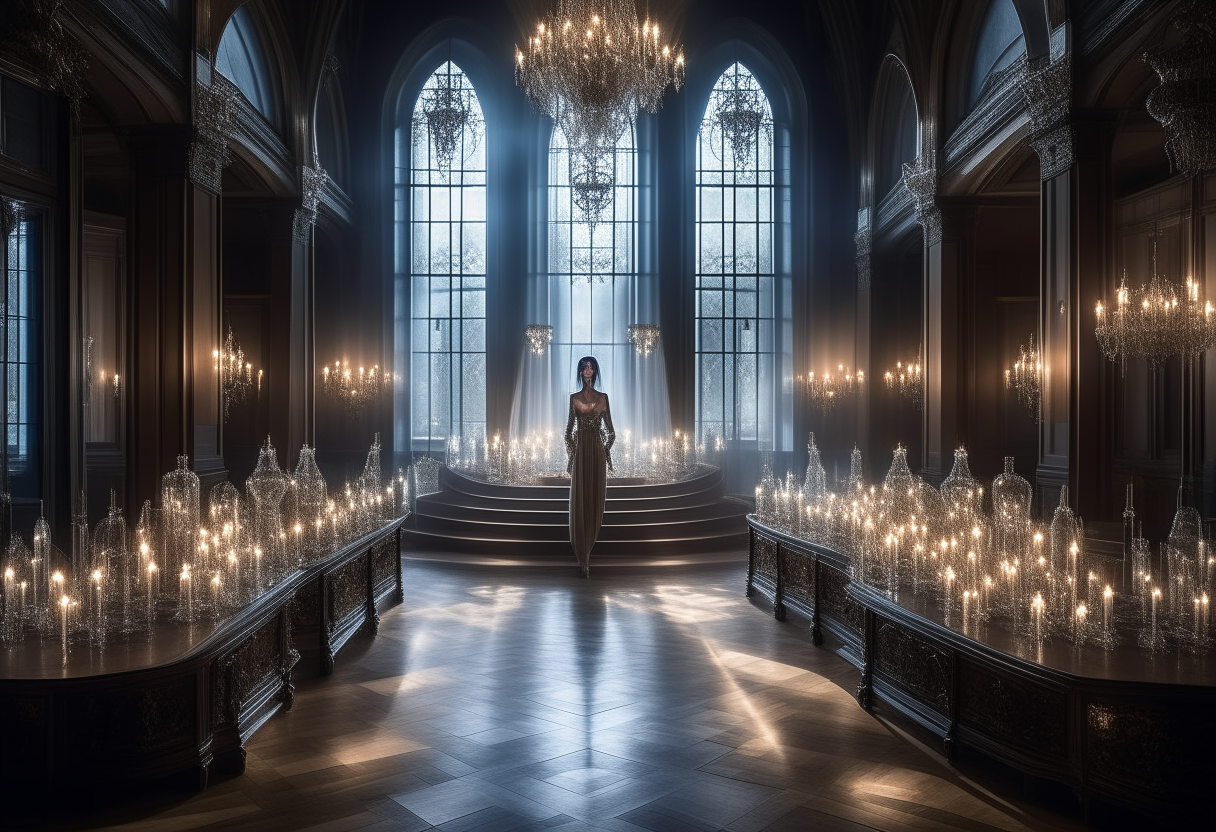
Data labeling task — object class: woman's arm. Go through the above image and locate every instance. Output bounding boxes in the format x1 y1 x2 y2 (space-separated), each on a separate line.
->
564 395 576 474
602 395 616 473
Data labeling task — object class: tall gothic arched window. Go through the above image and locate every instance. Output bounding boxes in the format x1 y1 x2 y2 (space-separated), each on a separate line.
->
546 124 636 414
695 63 775 447
215 5 281 127
399 61 486 453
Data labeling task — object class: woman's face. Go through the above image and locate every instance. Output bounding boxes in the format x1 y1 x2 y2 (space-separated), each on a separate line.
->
581 362 596 385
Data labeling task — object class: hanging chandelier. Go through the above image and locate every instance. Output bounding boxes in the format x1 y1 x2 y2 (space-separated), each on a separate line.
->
1143 0 1216 178
883 347 922 408
321 360 393 414
797 365 864 414
627 324 661 356
524 324 553 355
415 59 483 173
516 0 684 226
1095 234 1216 370
704 63 772 170
1005 334 1041 420
214 327 261 422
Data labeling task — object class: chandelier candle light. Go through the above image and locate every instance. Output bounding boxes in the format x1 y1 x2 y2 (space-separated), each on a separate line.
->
627 324 661 357
516 0 684 226
322 360 394 414
1005 334 1042 420
524 324 553 356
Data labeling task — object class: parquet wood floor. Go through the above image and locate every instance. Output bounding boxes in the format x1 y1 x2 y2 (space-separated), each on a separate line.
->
20 553 1093 832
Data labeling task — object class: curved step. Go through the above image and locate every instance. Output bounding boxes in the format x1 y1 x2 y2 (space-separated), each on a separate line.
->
439 465 723 501
413 505 748 542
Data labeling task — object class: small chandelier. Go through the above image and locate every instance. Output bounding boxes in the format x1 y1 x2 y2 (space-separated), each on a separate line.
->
704 63 772 170
797 365 864 414
415 59 483 173
883 347 922 408
570 150 615 229
1095 233 1216 370
322 360 393 414
627 324 661 356
516 0 684 225
524 324 553 355
214 327 261 422
1005 334 1041 420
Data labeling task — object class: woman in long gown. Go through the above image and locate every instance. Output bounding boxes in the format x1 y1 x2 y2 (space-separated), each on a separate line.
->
565 356 615 577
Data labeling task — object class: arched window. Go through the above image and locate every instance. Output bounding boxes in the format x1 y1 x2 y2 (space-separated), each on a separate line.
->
695 63 775 447
968 0 1026 109
546 124 637 417
401 61 486 453
877 65 918 198
215 5 281 127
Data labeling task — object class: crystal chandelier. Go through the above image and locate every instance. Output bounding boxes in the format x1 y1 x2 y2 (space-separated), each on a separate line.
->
214 327 261 422
322 360 394 414
797 365 864 413
704 63 772 170
1143 1 1216 178
1005 334 1041 420
524 324 553 355
415 58 482 174
1095 234 1216 370
883 347 922 408
516 0 684 225
627 324 661 356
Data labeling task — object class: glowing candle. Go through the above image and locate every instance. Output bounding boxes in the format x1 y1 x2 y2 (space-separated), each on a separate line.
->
1032 593 1044 643
1075 604 1086 642
1103 585 1113 639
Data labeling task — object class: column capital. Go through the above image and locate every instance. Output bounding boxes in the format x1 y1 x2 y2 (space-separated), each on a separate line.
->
292 165 329 243
0 196 22 236
188 78 238 194
1019 54 1074 180
901 155 941 246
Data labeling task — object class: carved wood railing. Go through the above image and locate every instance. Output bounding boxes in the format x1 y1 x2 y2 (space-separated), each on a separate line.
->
0 518 406 793
747 515 1214 822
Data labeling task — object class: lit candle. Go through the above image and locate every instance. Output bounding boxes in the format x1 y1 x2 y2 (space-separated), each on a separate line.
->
1103 585 1113 640
1032 593 1044 643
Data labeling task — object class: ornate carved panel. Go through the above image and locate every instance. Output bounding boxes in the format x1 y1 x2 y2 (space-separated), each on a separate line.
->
780 547 814 606
1087 698 1210 799
873 617 952 716
213 618 283 728
288 576 320 635
371 535 396 586
818 563 847 620
331 553 368 626
68 678 195 757
958 660 1066 757
754 536 778 582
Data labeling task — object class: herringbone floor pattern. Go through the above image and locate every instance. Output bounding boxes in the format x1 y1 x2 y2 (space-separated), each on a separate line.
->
29 553 1089 831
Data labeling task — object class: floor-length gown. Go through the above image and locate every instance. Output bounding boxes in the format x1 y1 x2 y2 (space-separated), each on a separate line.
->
565 392 615 572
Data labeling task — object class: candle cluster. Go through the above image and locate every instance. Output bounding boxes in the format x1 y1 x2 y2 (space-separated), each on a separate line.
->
754 436 1213 655
0 435 411 660
446 428 719 484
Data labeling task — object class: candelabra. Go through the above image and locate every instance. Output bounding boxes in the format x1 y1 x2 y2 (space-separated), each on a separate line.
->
214 327 261 422
321 360 394 414
883 347 922 408
797 365 864 413
627 324 661 357
524 324 553 356
1005 334 1041 420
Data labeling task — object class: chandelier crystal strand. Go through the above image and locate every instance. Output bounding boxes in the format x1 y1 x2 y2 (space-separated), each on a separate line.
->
627 324 661 356
321 360 394 414
516 0 684 226
524 324 554 355
1005 334 1042 420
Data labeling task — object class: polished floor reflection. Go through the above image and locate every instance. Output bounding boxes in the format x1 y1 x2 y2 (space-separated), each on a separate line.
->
43 553 1086 831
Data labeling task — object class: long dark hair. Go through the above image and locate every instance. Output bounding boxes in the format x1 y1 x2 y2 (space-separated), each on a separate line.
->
575 355 601 390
